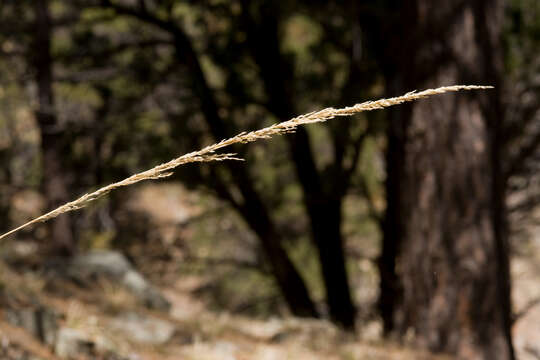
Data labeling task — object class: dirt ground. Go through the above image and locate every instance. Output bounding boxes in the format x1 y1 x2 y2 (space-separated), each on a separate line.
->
0 183 538 360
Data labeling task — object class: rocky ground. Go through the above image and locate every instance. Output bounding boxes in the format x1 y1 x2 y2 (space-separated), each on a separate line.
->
0 183 538 360
0 249 451 360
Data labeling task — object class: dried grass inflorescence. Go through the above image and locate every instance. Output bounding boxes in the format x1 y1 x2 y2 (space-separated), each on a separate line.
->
0 85 491 240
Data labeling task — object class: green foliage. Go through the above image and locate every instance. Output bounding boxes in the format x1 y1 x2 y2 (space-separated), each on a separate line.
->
3 0 532 329
505 0 540 74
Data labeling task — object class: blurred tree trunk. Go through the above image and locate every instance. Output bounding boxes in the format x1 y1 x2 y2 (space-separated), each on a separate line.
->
171 20 319 318
377 84 411 335
398 87 513 359
33 0 74 254
241 1 356 329
99 1 318 318
98 0 363 327
372 0 514 358
232 187 320 318
363 0 420 335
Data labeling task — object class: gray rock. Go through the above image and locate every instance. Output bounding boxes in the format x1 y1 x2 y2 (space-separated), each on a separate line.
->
54 328 94 359
54 327 132 360
110 312 175 345
4 306 58 346
70 251 130 278
0 335 48 360
69 250 170 311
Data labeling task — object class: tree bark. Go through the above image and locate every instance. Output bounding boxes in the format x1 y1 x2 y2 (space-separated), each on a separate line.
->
240 0 356 329
473 1 514 355
378 92 412 334
365 1 421 335
376 0 514 358
100 0 354 326
233 185 319 317
33 0 74 254
399 84 512 359
166 8 318 318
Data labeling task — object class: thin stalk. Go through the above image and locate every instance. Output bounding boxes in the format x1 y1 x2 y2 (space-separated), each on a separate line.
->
0 85 491 240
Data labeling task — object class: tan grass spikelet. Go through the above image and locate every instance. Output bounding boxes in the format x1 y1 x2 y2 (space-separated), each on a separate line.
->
0 85 491 240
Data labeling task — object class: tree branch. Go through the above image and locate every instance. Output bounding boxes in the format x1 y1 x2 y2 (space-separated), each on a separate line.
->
57 39 174 62
100 0 179 35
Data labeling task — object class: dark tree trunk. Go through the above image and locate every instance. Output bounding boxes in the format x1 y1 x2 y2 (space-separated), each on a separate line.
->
240 0 356 329
307 197 355 329
378 91 412 334
168 14 318 318
367 1 421 335
234 187 319 317
101 0 355 327
33 0 74 254
398 83 512 359
285 123 355 329
375 0 514 357
286 121 355 329
227 163 318 318
473 1 514 355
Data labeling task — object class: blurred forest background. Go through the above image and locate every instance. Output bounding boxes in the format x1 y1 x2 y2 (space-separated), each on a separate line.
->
0 0 539 359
